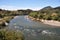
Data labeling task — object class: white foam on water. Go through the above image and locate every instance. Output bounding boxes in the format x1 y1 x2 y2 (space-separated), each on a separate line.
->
24 29 30 32
15 26 19 28
41 30 56 35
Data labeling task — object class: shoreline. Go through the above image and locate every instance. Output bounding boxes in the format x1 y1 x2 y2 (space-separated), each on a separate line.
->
0 16 14 27
26 15 60 27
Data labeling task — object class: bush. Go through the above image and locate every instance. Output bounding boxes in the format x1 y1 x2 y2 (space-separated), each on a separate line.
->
0 29 24 40
29 12 38 18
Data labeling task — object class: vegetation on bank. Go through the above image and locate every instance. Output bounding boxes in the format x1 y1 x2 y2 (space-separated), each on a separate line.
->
0 29 24 40
29 6 60 21
0 9 32 17
0 16 14 28
0 9 32 27
0 6 60 27
0 6 60 40
0 9 27 40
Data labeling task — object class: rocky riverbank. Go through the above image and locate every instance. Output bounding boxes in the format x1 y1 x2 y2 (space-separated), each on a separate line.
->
0 16 14 28
26 16 60 27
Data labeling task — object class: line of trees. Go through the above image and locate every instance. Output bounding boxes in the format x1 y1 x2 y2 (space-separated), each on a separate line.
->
0 9 32 18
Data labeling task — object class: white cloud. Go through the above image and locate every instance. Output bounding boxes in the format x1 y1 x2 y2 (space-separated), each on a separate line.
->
0 5 19 10
0 5 41 11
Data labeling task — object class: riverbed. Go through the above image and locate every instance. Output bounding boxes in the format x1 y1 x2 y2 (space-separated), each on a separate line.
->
8 15 60 40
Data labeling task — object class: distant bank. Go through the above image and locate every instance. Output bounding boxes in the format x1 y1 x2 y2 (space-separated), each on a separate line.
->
26 15 60 27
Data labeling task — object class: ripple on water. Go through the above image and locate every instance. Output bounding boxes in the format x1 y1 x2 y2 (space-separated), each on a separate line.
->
8 16 60 40
41 30 57 36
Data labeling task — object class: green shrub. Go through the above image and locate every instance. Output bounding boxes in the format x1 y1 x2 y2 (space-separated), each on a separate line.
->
0 29 24 40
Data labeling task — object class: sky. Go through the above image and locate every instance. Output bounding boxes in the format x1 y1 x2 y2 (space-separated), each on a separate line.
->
0 0 60 10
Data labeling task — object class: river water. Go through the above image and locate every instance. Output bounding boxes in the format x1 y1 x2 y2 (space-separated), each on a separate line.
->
8 15 60 40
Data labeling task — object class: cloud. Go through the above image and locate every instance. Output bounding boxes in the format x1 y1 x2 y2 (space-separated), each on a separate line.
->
0 5 41 10
0 5 19 10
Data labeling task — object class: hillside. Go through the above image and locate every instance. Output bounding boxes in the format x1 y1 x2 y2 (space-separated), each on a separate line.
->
29 6 60 21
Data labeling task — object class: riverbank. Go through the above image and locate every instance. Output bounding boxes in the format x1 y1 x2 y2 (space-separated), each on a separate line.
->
26 16 60 27
0 16 14 28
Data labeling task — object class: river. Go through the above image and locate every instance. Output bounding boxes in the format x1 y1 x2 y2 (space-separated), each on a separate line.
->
8 15 60 40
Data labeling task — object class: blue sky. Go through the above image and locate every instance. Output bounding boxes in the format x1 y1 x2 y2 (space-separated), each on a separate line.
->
0 0 60 10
